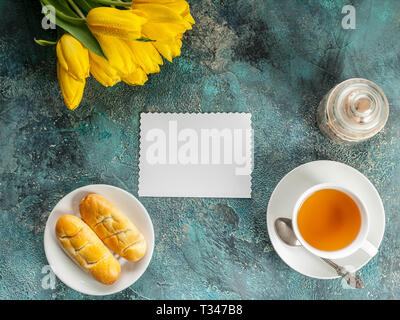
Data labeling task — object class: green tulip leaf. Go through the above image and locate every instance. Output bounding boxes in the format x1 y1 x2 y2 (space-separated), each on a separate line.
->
136 36 156 42
40 0 105 58
73 0 101 14
34 38 57 46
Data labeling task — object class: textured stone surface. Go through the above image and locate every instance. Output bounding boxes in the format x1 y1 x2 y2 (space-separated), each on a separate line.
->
1 0 400 299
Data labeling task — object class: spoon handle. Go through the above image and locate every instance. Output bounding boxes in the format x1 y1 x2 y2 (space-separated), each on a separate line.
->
321 258 346 276
321 258 364 289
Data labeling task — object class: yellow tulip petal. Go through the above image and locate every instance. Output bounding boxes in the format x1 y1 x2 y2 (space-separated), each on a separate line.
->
134 1 195 28
134 40 164 66
184 12 195 25
125 40 162 74
95 34 136 75
181 19 192 30
142 22 186 42
160 1 189 15
89 51 121 87
132 4 184 24
163 1 195 29
143 41 164 66
122 67 148 85
87 7 147 40
152 39 181 62
57 62 85 110
56 34 89 81
134 0 182 3
154 43 173 62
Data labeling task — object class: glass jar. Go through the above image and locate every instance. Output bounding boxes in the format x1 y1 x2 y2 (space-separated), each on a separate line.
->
317 78 389 144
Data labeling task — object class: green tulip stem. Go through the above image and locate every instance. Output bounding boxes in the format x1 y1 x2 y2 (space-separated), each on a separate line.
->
94 0 132 7
34 38 57 46
40 0 84 23
67 0 86 20
55 10 84 23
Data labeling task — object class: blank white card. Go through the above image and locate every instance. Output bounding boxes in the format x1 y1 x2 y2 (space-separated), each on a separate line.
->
139 113 253 198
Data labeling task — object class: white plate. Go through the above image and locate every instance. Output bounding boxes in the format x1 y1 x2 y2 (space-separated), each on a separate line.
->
44 184 155 295
266 160 385 279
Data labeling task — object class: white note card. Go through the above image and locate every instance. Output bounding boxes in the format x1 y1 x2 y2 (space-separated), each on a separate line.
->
139 113 253 198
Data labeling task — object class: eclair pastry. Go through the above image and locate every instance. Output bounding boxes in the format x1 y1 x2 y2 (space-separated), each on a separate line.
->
79 194 147 262
55 215 121 285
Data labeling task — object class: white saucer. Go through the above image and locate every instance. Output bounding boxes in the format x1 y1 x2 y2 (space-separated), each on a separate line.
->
266 160 385 279
44 184 155 295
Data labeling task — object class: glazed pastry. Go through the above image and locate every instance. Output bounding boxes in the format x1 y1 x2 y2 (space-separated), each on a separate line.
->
79 194 147 262
55 215 121 285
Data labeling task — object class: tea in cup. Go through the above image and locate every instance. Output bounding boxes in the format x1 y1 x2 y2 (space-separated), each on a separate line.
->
292 183 377 259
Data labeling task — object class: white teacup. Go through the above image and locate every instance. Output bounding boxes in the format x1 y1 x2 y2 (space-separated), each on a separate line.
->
292 183 378 260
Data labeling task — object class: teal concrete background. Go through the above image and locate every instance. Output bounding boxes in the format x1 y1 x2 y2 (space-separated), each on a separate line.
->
1 0 400 299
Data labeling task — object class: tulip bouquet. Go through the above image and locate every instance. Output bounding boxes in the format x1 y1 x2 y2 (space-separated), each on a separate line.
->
35 0 194 110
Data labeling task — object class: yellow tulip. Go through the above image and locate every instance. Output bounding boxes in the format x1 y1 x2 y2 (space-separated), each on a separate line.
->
157 1 195 30
122 67 148 86
95 34 136 75
133 0 195 30
89 51 121 87
87 7 147 40
56 34 89 81
125 40 163 74
83 2 194 93
142 22 186 42
132 3 184 24
132 4 187 42
132 1 194 62
57 62 85 110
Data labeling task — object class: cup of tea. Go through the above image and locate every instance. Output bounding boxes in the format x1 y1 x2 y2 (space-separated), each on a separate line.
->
292 183 377 260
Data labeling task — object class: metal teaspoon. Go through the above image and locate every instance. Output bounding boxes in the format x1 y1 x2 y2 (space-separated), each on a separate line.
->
274 217 364 289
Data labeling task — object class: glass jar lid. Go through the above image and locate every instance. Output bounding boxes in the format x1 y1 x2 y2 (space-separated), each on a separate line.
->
326 78 389 142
